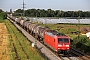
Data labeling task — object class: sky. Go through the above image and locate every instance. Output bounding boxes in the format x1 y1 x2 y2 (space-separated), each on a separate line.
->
0 0 90 12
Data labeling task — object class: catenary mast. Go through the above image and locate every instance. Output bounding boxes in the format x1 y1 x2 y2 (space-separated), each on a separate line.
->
22 0 26 17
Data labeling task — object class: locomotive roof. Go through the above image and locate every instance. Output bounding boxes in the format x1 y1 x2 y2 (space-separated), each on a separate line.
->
46 30 66 37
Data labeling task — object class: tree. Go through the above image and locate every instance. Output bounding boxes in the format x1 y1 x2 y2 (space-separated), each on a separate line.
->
47 9 54 17
15 9 23 13
0 12 7 19
13 8 90 17
60 11 64 17
0 9 3 13
40 9 47 17
0 9 7 19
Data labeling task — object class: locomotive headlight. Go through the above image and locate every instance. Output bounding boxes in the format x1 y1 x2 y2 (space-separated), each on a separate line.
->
58 45 62 47
66 45 69 47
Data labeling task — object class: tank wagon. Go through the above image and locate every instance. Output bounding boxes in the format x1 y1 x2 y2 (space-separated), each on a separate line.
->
15 18 21 24
23 21 31 31
7 14 70 54
20 20 26 27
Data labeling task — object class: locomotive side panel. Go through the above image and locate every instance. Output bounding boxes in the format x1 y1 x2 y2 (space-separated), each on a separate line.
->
44 32 57 52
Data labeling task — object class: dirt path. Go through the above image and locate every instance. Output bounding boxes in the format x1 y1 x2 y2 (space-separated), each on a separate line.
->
0 23 9 60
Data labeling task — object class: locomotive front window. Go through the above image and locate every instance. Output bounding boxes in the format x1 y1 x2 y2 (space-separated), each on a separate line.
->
63 38 68 42
58 38 63 43
58 38 69 43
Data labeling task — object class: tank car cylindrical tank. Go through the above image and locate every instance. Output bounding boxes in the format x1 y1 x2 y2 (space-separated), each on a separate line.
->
26 22 32 29
12 17 16 21
33 26 41 34
37 26 50 38
15 18 21 24
28 24 37 32
20 20 26 27
23 21 29 27
23 21 31 31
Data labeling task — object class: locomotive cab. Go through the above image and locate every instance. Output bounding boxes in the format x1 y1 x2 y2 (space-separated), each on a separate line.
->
44 31 70 54
57 36 70 54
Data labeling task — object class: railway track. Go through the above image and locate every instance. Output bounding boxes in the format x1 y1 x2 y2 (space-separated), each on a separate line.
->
8 18 90 60
70 47 90 60
5 21 30 60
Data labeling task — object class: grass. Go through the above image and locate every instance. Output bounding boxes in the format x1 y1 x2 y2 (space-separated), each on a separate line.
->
4 20 45 60
0 18 4 23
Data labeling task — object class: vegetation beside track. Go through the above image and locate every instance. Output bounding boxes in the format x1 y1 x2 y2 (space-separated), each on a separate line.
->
4 20 45 60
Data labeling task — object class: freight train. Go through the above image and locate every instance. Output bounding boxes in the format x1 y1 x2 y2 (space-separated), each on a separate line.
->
7 14 70 54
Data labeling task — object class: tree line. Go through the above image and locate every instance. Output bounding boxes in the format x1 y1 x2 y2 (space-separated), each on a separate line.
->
13 9 90 18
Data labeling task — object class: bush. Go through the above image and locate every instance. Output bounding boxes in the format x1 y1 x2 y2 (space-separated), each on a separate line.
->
0 12 7 19
72 35 90 54
72 35 88 45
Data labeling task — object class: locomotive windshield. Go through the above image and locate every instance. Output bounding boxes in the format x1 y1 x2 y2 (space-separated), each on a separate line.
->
58 38 69 43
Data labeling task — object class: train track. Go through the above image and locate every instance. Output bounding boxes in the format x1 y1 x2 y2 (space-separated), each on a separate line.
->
70 47 90 60
5 21 30 60
8 18 90 60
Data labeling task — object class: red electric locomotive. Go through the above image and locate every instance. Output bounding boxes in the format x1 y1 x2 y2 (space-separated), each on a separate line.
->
44 30 70 54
